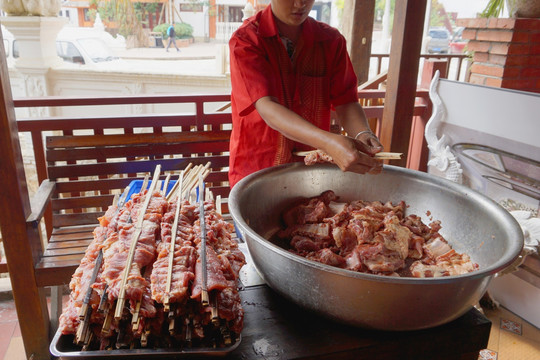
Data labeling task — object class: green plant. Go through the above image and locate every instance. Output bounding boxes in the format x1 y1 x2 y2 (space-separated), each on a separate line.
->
481 0 505 17
153 23 194 39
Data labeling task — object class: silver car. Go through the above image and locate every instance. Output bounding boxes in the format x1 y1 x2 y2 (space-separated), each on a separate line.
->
427 28 450 54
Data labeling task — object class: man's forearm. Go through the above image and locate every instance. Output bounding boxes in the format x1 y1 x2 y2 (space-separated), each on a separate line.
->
335 102 372 138
254 96 336 150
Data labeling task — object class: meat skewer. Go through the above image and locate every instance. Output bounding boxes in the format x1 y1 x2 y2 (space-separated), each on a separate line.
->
60 163 245 351
163 171 185 312
96 183 143 336
114 165 162 320
78 250 103 319
295 149 403 161
198 176 210 306
71 190 133 345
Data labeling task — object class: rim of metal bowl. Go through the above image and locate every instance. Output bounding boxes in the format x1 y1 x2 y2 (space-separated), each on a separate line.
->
229 163 524 285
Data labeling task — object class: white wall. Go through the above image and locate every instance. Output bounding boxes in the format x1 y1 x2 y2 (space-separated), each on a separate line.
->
8 64 231 119
178 11 206 38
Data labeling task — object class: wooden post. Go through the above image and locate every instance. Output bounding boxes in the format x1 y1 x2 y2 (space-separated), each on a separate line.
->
342 0 375 85
380 0 427 168
0 31 51 359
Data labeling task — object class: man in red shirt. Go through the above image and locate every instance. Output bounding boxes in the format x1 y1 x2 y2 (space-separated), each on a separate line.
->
228 0 383 187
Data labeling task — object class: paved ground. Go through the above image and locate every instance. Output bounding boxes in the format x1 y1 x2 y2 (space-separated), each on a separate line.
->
116 41 228 61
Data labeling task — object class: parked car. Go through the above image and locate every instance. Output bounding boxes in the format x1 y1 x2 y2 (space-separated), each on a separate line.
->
55 28 121 65
1 25 122 67
427 28 450 54
450 27 468 54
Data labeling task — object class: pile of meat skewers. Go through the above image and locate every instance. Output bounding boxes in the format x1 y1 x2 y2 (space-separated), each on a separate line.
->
278 190 478 278
58 165 246 351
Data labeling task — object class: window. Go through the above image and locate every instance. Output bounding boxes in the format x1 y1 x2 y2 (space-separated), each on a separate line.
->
13 40 19 58
83 9 92 22
56 41 84 64
229 6 243 22
429 30 449 39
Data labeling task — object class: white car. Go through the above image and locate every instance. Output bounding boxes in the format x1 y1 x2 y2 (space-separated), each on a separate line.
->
1 25 123 67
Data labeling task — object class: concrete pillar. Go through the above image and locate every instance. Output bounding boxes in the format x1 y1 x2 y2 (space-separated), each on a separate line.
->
1 16 66 116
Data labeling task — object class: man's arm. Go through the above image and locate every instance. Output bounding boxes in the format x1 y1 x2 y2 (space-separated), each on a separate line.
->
255 97 382 174
335 101 383 155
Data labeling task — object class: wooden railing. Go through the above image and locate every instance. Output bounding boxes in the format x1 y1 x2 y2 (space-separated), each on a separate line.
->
15 94 231 190
370 53 470 82
14 91 431 187
2 89 433 275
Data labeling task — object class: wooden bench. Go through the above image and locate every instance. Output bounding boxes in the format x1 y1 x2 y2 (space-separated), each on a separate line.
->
34 129 231 288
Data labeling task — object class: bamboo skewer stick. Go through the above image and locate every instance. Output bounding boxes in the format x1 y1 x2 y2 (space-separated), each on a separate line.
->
181 163 210 200
164 171 185 312
211 295 219 326
101 305 113 336
215 195 222 215
131 265 152 330
205 187 213 202
79 250 103 319
220 325 232 346
75 304 92 345
82 332 94 351
97 285 108 312
141 324 150 347
140 174 150 193
162 173 171 196
114 165 162 320
116 185 131 208
131 297 142 331
131 303 141 329
198 175 209 307
166 163 194 201
294 150 403 160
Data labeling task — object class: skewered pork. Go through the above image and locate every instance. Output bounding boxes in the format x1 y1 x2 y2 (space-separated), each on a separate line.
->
59 181 245 351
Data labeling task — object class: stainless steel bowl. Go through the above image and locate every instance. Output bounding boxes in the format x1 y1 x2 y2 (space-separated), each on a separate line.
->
229 163 523 331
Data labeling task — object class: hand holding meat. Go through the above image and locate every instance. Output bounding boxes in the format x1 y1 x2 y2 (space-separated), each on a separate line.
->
322 134 383 175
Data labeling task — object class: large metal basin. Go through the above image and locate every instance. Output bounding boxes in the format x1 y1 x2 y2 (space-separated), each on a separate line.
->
229 163 523 331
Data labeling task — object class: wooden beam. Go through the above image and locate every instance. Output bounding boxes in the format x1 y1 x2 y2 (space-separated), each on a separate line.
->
343 0 375 85
0 31 51 360
380 0 427 167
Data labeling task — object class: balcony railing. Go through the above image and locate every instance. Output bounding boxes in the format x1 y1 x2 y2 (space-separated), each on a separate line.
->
216 22 242 41
369 53 471 83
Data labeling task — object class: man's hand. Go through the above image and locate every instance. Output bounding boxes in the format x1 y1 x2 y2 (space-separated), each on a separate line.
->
323 134 383 175
354 131 383 156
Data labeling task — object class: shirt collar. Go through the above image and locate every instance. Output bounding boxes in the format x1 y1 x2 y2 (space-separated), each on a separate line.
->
257 5 332 43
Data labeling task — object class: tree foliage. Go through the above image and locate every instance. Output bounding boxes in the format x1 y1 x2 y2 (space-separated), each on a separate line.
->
88 0 151 44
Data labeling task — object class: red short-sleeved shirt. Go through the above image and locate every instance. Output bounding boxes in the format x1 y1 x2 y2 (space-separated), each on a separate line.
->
228 5 359 187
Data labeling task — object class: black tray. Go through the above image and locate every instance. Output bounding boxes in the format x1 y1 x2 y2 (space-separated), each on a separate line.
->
49 329 241 359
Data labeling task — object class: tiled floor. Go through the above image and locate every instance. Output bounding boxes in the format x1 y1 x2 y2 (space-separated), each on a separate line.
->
1 294 539 360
